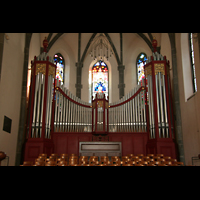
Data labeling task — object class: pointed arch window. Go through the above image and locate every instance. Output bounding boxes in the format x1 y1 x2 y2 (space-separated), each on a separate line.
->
189 33 197 93
54 53 65 85
90 60 109 100
136 53 147 85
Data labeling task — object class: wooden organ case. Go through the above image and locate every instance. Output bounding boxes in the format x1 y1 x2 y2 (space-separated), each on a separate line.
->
23 37 177 163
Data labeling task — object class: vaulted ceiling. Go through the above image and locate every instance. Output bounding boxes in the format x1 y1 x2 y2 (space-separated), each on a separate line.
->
38 33 161 66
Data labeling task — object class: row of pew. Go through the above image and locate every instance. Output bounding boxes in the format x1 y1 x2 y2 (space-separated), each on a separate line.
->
21 153 184 166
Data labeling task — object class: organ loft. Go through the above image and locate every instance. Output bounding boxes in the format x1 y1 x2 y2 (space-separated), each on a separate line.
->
0 33 200 166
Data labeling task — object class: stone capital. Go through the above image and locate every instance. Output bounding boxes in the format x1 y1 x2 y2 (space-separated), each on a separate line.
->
75 62 83 68
75 83 83 89
118 65 125 71
118 83 125 89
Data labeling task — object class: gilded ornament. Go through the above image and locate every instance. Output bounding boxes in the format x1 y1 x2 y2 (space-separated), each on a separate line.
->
97 100 103 108
48 64 56 77
145 65 152 76
154 63 165 75
35 63 46 75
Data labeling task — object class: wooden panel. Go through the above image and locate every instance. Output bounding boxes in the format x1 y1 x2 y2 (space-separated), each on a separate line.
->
27 146 40 158
51 132 148 157
160 146 172 157
133 135 145 155
54 135 68 155
109 135 122 142
68 135 78 155
122 135 133 156
78 135 91 142
79 142 122 157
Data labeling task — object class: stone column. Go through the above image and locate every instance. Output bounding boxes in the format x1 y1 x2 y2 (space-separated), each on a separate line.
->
118 64 125 99
15 33 32 166
75 62 83 99
168 33 185 164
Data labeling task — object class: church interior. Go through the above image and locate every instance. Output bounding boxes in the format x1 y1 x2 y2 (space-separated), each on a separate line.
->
0 33 200 166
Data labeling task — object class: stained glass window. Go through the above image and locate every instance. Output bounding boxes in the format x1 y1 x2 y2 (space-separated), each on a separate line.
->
91 60 108 99
189 33 197 93
54 53 65 85
137 53 147 85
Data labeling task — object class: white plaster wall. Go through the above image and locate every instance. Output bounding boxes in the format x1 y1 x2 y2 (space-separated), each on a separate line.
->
0 33 25 166
176 33 200 165
82 47 118 103
48 34 76 96
123 33 152 96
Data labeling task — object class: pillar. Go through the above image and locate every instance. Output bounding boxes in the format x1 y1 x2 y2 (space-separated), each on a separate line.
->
75 62 83 99
168 33 185 164
118 64 125 99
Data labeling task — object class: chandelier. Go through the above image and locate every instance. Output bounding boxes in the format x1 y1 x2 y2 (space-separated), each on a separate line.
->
89 33 114 61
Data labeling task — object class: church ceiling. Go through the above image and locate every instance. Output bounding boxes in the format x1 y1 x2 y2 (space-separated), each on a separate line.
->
38 33 160 64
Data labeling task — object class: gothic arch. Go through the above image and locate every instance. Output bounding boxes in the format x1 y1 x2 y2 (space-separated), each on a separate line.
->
81 33 121 65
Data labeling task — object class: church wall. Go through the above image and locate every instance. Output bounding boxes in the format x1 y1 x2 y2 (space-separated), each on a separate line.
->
48 35 77 97
81 47 118 103
0 33 25 165
80 33 153 103
27 33 41 100
123 33 152 96
176 33 200 165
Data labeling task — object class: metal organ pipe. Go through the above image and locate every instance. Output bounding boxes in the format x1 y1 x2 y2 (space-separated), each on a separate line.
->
162 73 169 138
158 72 165 138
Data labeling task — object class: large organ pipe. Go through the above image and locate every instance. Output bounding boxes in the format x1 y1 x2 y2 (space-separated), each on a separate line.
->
48 76 53 138
162 73 169 138
155 73 161 138
113 102 116 132
139 84 143 132
158 72 165 138
132 88 135 132
32 73 39 137
45 75 53 138
137 85 140 132
67 91 71 132
135 87 138 132
35 73 41 138
142 79 146 132
77 98 80 132
62 88 66 132
124 95 127 131
109 103 112 131
112 103 116 131
59 84 63 132
75 95 77 131
72 93 75 132
147 75 154 138
127 91 131 132
119 98 122 132
129 90 133 132
40 74 45 137
122 96 125 132
54 79 59 132
150 76 155 138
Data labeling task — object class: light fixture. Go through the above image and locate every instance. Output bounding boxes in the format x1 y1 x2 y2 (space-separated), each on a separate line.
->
89 33 114 62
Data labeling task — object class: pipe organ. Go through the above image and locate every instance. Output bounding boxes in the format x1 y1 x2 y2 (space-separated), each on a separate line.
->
145 51 174 140
109 80 146 133
54 80 92 133
27 51 56 139
24 37 176 162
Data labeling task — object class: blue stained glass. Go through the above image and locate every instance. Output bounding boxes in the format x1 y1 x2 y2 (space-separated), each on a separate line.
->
92 60 108 99
137 52 147 85
54 53 65 85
